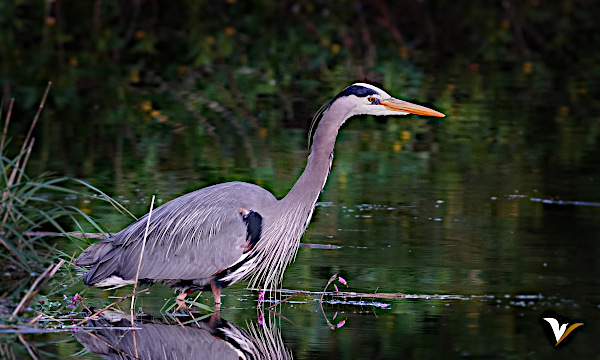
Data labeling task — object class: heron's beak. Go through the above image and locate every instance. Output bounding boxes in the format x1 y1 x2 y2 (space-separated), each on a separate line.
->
381 98 445 117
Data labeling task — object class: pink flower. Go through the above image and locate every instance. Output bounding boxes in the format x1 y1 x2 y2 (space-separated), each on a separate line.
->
69 293 79 309
336 320 346 328
337 276 347 286
257 314 264 326
333 284 338 292
258 290 265 302
380 303 389 308
333 312 338 320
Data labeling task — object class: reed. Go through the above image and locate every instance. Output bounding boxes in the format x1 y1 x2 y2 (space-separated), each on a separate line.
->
0 84 133 302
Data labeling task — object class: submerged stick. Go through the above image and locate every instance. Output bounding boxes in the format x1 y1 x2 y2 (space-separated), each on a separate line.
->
267 292 301 309
23 231 110 239
75 288 149 326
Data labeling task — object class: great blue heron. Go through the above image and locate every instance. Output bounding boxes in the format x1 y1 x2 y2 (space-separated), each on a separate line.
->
75 83 445 308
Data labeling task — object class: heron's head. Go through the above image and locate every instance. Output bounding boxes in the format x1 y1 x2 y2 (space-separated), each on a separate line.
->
337 83 445 118
308 83 445 147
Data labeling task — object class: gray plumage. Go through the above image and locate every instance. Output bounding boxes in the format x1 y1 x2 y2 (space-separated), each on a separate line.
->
77 182 275 289
73 310 292 360
75 83 444 304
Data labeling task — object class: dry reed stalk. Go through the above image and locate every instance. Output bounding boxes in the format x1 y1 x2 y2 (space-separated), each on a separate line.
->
173 316 185 328
11 263 54 318
5 139 37 237
2 82 51 204
77 294 93 314
131 195 156 307
33 259 64 293
10 259 64 317
0 98 21 262
130 195 155 358
265 308 299 327
0 228 20 264
0 82 51 257
20 82 51 159
27 313 44 325
74 288 149 326
17 334 38 360
14 138 35 186
0 98 14 151
267 291 301 309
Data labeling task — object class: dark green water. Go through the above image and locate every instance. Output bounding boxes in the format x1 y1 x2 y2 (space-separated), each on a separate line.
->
6 69 600 359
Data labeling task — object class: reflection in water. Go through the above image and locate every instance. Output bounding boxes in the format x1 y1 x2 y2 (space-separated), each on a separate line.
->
73 310 292 360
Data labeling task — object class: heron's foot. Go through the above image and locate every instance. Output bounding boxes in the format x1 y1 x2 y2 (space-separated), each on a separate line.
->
175 293 189 312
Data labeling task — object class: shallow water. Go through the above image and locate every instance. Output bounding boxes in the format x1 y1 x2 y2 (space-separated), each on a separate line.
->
7 69 600 359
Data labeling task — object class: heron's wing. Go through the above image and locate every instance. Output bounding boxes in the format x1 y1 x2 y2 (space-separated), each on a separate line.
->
119 206 249 281
78 184 265 285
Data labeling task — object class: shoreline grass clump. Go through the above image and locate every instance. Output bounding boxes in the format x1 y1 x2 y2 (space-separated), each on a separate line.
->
0 83 132 313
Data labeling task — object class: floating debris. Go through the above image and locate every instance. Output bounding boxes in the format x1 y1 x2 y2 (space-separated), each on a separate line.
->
530 198 600 207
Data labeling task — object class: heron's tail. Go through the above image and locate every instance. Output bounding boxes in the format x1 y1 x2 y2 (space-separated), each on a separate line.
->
75 239 126 286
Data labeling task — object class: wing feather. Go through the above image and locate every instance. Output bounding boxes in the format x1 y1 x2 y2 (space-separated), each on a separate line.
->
77 182 273 286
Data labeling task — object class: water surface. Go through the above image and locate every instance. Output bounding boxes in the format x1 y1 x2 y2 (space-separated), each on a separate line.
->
10 69 600 359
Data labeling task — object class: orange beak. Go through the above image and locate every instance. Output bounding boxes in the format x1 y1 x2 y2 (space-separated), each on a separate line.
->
381 98 445 117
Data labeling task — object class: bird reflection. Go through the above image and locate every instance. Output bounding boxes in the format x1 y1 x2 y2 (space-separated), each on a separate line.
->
73 310 292 360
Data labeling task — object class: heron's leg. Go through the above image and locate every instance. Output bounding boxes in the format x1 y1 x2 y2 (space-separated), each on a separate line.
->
210 279 222 311
175 289 199 311
208 312 221 328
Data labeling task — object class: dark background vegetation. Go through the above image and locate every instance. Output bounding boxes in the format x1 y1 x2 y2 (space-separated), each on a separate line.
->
2 0 599 186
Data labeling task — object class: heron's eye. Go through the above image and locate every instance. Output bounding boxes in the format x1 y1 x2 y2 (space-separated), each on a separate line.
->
368 96 376 103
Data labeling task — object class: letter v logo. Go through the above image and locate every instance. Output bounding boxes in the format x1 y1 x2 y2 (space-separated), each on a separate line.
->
543 318 584 346
540 310 584 347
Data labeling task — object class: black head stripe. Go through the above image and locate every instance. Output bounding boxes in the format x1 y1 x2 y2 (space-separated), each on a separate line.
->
335 84 379 99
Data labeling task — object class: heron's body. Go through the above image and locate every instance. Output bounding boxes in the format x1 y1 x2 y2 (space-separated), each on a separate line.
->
76 83 444 306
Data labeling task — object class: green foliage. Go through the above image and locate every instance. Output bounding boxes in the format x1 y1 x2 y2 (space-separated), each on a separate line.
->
0 171 124 277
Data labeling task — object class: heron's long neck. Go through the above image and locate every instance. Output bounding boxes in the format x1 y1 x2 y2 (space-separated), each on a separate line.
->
281 105 350 210
249 102 352 291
